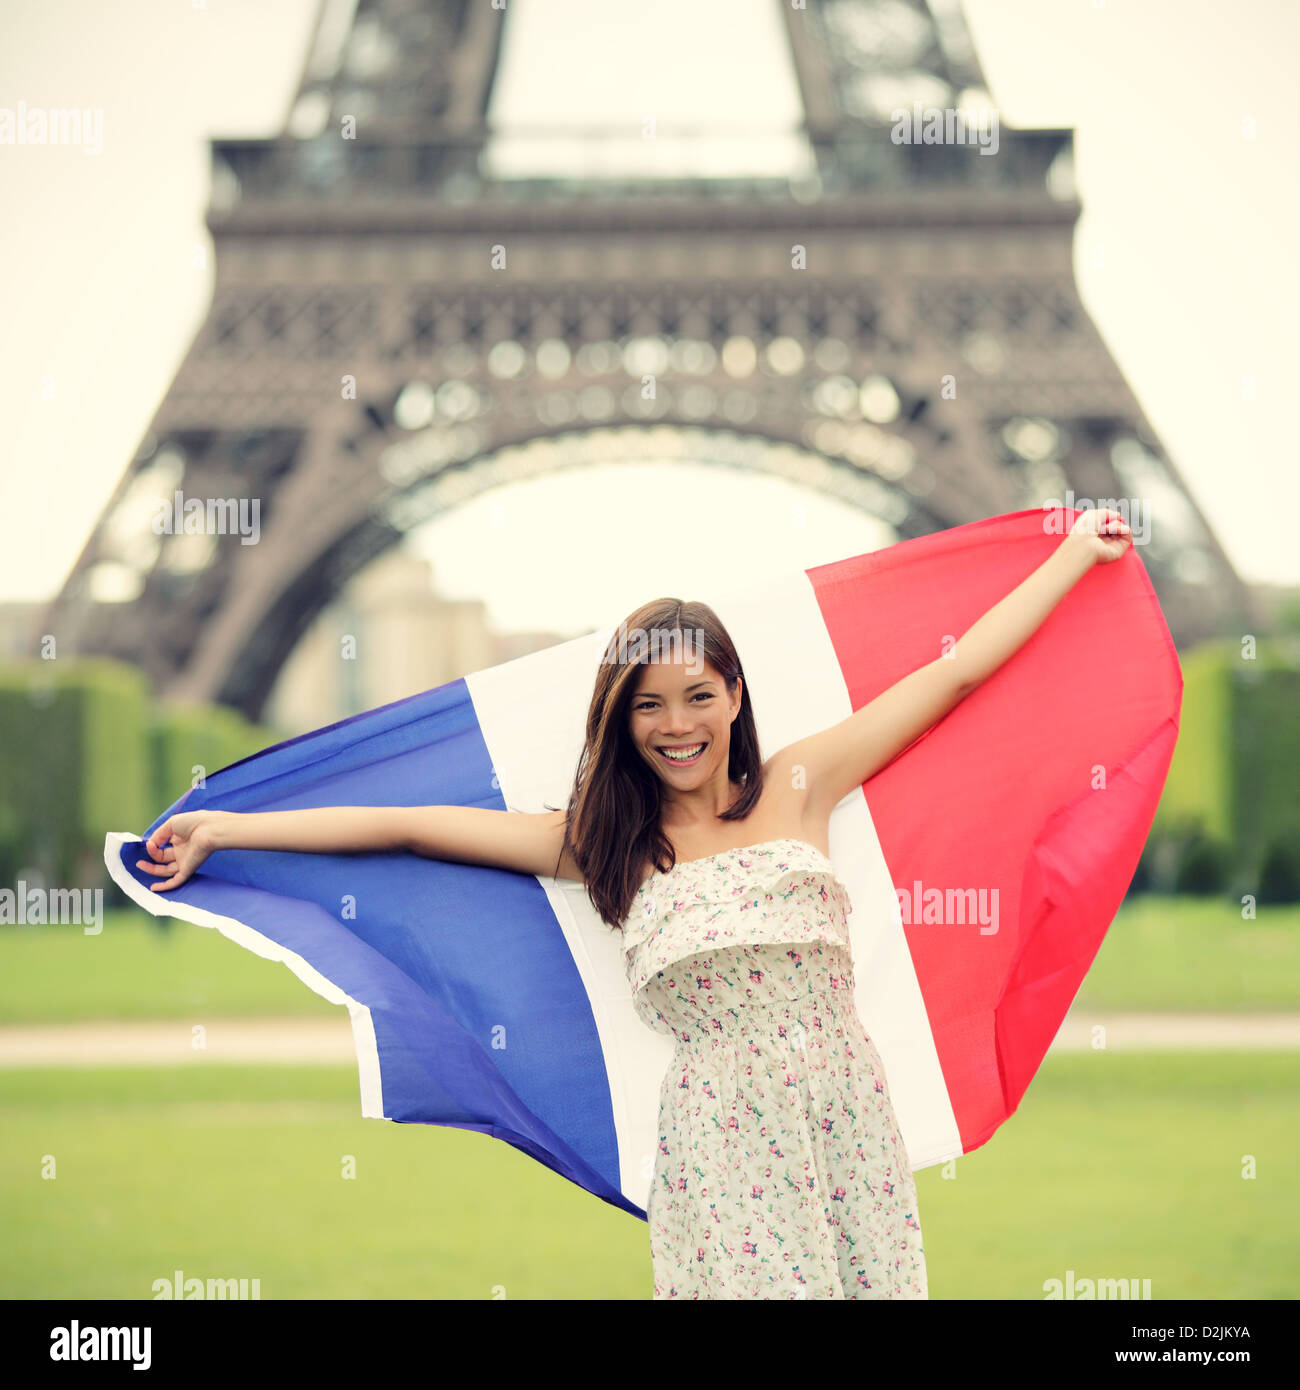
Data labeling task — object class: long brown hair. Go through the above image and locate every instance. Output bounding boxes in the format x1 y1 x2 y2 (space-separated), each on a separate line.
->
552 598 765 929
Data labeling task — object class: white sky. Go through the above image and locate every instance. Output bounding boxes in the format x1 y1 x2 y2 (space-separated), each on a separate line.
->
2 0 1296 637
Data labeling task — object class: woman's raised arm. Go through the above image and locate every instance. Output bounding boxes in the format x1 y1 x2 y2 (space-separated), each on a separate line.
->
944 508 1130 693
779 508 1133 820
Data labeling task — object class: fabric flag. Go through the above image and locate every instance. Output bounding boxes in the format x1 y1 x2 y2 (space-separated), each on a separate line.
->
105 507 1181 1219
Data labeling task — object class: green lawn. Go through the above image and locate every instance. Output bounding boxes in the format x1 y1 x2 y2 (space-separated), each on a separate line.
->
1074 894 1300 1012
0 909 334 1023
1 894 1297 1024
1 1051 1295 1299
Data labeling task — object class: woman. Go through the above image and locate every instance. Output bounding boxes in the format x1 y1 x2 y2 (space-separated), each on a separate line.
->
135 508 1133 1298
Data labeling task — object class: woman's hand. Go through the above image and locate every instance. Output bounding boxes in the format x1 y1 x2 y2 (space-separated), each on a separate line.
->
135 810 224 892
1067 507 1133 565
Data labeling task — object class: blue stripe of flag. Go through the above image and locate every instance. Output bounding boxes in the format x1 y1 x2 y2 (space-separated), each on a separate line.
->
111 677 636 1216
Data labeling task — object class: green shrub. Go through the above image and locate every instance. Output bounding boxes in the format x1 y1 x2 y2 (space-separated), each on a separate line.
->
1257 838 1300 906
0 659 277 899
0 660 150 890
1172 832 1229 896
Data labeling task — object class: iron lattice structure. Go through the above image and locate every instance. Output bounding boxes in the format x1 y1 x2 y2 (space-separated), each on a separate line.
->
41 0 1251 719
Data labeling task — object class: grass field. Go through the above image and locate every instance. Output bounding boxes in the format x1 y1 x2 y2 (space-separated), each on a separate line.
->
3 892 1297 1299
2 895 1298 1024
1 1051 1296 1299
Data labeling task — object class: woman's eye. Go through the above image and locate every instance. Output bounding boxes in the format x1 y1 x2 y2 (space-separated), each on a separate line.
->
635 693 711 711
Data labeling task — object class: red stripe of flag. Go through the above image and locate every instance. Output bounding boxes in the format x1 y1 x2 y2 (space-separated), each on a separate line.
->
807 509 1182 1157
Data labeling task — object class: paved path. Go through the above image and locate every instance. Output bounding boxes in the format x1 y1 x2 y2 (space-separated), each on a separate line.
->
1 1012 1299 1067
0 1019 354 1067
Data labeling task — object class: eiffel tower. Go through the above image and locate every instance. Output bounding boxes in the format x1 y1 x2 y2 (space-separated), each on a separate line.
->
40 0 1253 720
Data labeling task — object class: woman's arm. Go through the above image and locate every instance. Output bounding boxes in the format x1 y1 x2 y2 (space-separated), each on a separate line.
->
780 509 1132 820
405 805 576 878
136 804 577 892
135 805 417 893
205 806 413 854
946 520 1108 694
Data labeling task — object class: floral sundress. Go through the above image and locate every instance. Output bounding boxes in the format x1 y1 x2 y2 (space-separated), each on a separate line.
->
623 837 927 1300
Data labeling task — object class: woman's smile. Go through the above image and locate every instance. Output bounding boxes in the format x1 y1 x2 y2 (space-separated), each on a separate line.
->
657 741 707 766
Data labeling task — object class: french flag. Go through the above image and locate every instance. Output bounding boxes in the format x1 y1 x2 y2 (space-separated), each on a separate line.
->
105 509 1181 1219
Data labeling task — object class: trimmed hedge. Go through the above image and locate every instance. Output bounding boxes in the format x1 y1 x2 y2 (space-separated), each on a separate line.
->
1149 637 1299 902
149 701 271 818
0 660 150 889
0 659 277 896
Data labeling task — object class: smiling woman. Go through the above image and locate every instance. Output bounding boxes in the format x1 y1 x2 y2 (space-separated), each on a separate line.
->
552 593 933 1297
557 598 767 924
116 508 1173 1304
539 508 1133 1297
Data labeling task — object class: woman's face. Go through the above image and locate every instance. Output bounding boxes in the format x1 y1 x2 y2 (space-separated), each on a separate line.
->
628 654 741 786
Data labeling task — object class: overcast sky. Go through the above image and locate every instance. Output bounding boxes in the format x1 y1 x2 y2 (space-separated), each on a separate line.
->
2 0 1296 636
